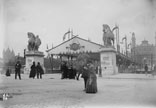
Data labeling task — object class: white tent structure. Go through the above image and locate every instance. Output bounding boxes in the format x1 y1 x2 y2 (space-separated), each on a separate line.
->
46 36 104 56
46 36 104 73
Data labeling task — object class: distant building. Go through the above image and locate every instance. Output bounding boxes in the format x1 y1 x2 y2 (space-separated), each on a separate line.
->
132 40 156 69
3 48 15 63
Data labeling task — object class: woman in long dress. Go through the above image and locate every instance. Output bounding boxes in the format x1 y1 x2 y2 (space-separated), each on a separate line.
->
29 62 36 79
86 62 98 93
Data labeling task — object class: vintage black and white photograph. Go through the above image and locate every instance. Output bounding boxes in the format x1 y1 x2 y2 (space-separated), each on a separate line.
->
0 0 156 108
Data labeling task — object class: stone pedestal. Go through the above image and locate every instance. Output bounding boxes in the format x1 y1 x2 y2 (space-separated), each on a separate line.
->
100 47 118 76
24 51 44 74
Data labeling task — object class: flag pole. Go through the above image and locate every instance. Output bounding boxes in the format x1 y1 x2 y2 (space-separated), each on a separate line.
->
68 28 70 40
125 35 127 56
115 24 118 51
71 29 73 38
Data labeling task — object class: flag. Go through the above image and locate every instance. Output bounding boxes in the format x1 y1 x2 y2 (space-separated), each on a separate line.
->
63 30 70 41
71 29 73 38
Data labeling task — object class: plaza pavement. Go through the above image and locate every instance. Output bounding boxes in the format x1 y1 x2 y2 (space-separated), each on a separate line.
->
0 73 156 108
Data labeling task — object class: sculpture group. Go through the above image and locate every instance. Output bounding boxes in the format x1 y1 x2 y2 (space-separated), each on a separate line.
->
102 24 115 47
27 32 41 51
27 24 114 51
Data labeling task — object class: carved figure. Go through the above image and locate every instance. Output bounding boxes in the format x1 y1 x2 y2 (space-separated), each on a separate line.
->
27 32 41 51
34 35 41 51
102 24 114 46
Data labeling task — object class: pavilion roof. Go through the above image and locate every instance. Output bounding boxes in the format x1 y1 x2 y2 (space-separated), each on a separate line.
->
46 36 104 55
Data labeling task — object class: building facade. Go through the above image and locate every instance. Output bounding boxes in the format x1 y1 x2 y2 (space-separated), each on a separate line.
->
132 40 156 70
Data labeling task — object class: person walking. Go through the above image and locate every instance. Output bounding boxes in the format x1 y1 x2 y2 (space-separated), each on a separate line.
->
76 53 91 91
36 62 44 79
15 61 21 80
85 61 98 93
81 65 89 91
144 64 148 75
77 60 89 91
29 62 36 79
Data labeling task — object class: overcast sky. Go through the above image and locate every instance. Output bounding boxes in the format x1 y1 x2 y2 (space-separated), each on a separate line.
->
0 0 156 57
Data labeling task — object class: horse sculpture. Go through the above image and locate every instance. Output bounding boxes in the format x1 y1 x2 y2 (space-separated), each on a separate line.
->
102 24 114 47
27 32 41 51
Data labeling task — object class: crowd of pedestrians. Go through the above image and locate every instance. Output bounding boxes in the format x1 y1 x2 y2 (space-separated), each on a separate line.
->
6 59 98 94
5 58 156 94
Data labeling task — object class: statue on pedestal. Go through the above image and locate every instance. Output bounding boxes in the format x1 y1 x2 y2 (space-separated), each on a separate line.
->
102 24 114 47
24 32 44 74
27 32 41 51
100 24 118 75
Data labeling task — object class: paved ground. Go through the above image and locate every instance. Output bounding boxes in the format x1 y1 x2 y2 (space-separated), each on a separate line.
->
0 73 156 108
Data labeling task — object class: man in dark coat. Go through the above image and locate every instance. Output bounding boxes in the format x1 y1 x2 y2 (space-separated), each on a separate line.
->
77 64 89 91
61 62 68 79
36 62 44 79
15 61 21 80
81 65 89 90
29 62 36 79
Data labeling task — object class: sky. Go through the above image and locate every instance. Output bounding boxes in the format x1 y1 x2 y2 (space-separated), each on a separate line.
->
0 0 156 58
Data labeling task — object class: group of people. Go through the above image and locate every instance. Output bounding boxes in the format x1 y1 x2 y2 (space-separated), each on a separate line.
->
76 59 98 93
13 61 44 80
11 59 98 94
60 59 98 93
29 62 44 79
61 61 77 79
